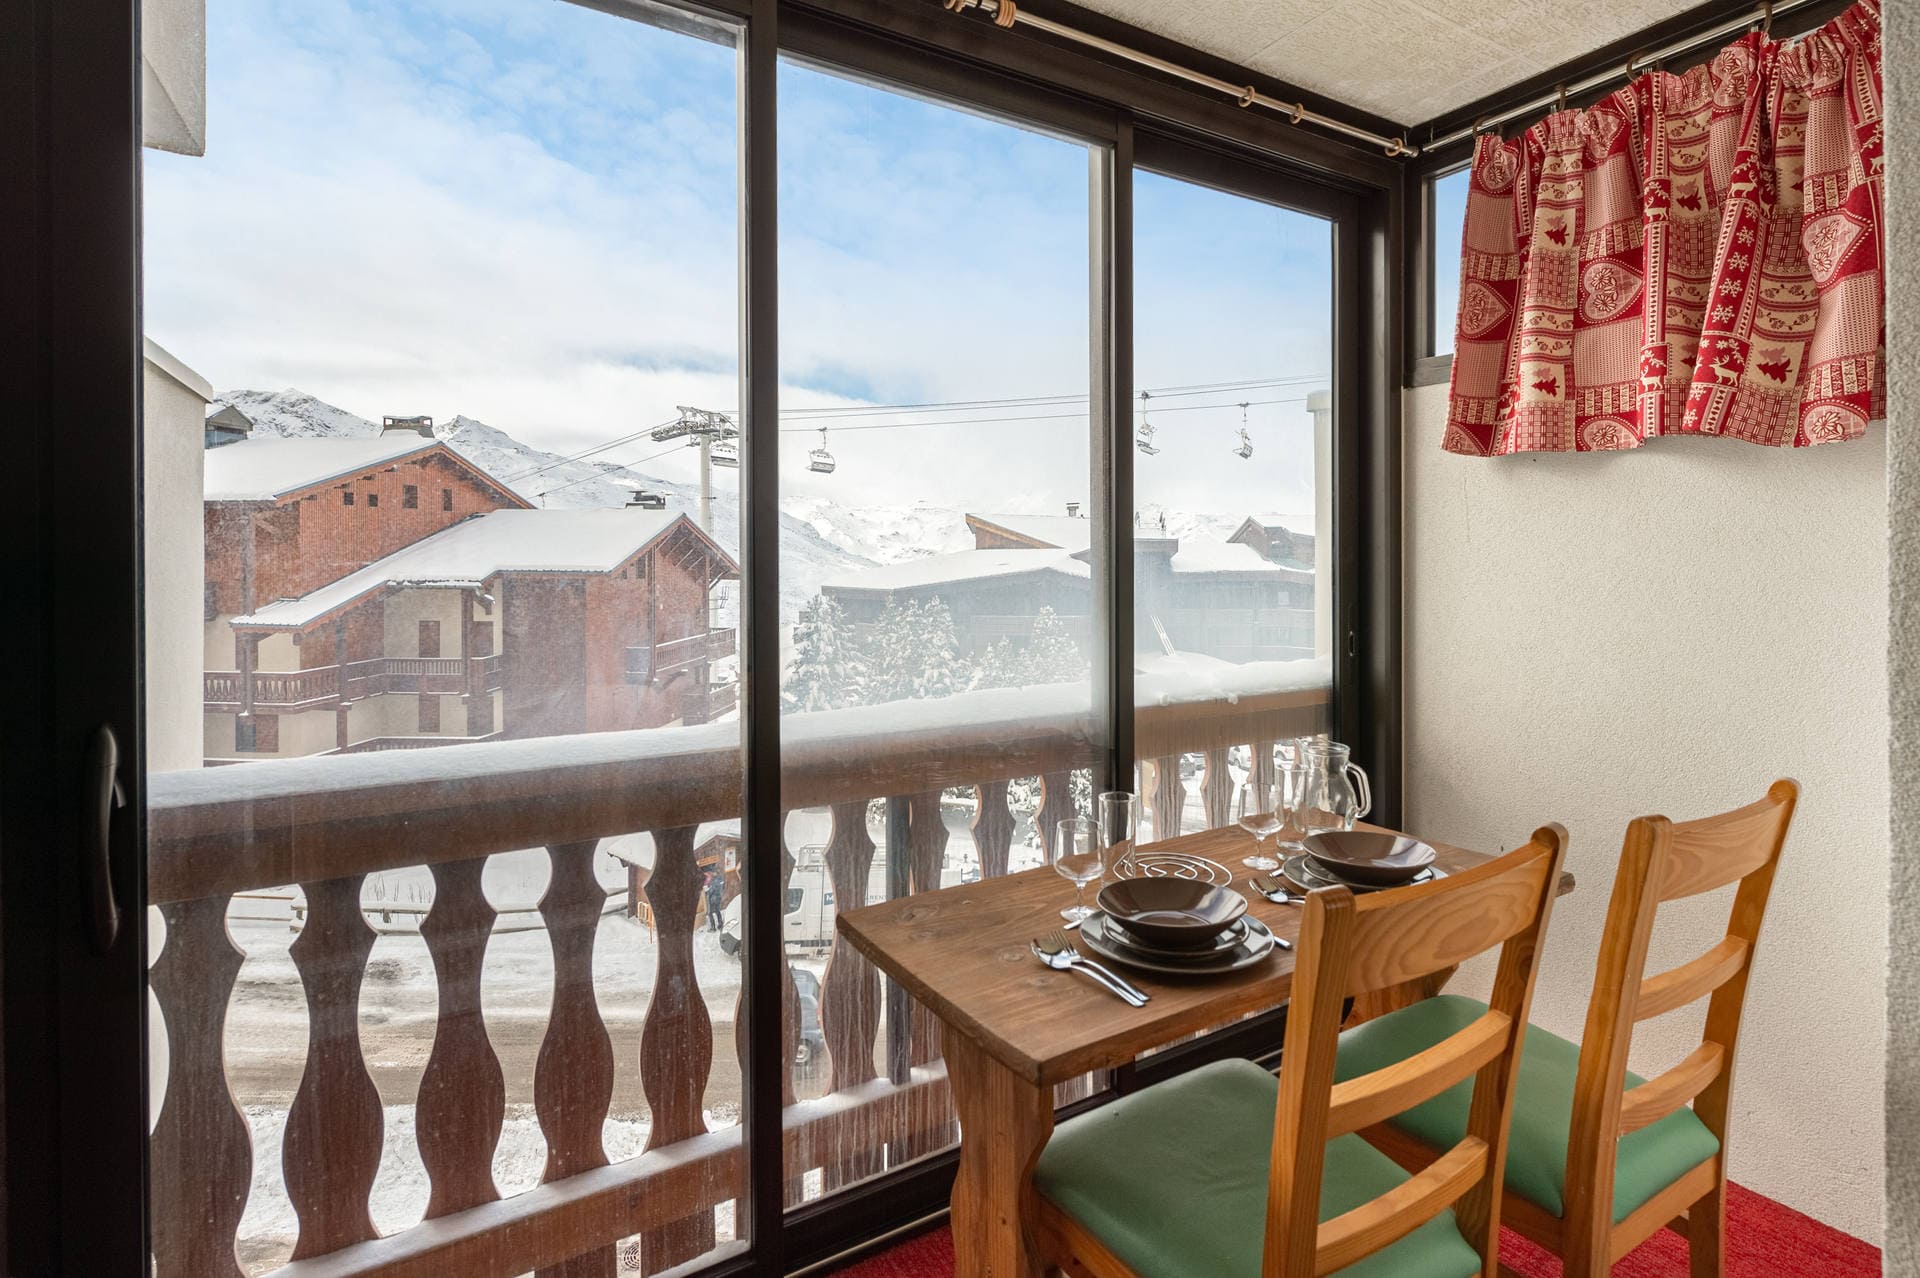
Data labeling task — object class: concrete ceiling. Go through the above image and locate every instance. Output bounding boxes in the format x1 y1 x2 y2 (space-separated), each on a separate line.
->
1067 0 1702 127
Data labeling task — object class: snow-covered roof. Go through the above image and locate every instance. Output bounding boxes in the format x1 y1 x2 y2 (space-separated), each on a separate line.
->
1169 538 1300 576
203 435 444 501
235 508 721 630
820 547 1090 594
967 512 1093 552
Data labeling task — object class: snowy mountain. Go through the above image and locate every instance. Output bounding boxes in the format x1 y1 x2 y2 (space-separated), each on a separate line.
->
781 495 975 565
215 389 872 619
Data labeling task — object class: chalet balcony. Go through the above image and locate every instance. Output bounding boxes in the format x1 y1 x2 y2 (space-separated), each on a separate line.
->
144 675 1328 1277
682 680 739 725
624 628 737 684
206 655 507 710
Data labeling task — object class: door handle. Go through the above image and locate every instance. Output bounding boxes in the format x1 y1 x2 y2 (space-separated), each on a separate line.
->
83 724 126 954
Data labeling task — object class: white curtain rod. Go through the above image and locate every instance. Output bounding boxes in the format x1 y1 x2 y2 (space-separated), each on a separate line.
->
938 0 1419 158
1423 0 1833 152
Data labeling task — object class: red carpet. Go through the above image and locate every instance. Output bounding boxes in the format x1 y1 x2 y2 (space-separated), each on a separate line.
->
827 1183 1879 1277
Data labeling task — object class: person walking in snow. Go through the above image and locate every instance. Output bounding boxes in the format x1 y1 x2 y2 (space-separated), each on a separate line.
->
704 868 726 932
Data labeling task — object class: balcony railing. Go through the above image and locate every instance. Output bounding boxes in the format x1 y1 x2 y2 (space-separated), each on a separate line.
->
682 680 739 725
208 656 506 710
147 670 1328 1277
626 629 736 684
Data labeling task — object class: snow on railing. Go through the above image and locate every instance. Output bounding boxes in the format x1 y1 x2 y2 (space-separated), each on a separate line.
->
147 669 1329 1277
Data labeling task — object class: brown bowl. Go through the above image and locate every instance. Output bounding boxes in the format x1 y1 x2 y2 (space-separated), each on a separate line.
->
1303 831 1437 886
1095 878 1248 949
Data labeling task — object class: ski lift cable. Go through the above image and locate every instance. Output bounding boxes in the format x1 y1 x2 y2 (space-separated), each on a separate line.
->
772 394 1309 433
496 416 682 483
760 372 1328 419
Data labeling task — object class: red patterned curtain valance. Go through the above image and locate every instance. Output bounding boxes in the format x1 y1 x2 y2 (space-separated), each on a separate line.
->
1443 1 1884 456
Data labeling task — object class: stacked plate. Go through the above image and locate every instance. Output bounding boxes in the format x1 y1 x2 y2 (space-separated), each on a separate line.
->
1080 878 1277 975
1284 830 1447 895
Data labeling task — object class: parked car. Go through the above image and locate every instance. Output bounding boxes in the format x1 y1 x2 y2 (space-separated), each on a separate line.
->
792 968 826 1069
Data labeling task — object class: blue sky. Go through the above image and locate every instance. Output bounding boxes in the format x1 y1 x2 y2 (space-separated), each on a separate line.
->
145 0 1332 517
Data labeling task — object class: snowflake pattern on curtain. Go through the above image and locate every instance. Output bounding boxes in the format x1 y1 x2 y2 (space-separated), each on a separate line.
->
1443 1 1883 456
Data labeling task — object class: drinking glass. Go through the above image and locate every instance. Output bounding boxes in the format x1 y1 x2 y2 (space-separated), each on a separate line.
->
1051 817 1104 923
1098 791 1141 878
1274 741 1309 855
1235 777 1282 871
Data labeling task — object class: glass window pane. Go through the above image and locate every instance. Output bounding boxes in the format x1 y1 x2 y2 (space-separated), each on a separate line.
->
775 58 1105 1199
141 0 749 1272
1431 167 1471 357
1131 170 1334 855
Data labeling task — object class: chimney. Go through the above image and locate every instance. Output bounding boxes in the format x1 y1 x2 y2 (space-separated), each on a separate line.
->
382 415 434 438
1065 501 1081 518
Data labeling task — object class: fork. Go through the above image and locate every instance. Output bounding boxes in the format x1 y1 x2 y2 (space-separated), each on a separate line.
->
1039 930 1152 1005
1032 937 1145 1005
1250 875 1303 905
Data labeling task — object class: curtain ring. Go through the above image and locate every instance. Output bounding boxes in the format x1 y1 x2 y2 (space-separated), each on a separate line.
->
1760 0 1774 34
1384 136 1411 158
1237 84 1257 108
1555 83 1568 112
1288 102 1305 125
992 0 1017 26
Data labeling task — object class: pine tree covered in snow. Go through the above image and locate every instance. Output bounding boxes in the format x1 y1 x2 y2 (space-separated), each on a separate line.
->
969 637 1022 691
783 594 864 712
915 596 964 699
865 598 925 704
1024 605 1087 684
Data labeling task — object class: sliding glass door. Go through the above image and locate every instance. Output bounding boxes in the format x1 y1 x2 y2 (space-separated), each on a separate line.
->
1129 152 1343 847
773 54 1109 1200
141 1 752 1273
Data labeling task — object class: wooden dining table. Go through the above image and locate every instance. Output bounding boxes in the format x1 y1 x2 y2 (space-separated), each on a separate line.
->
835 820 1577 1278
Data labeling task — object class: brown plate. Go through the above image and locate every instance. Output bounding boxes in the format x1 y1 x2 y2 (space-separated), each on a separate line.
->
1283 852 1445 895
1081 913 1276 975
1302 830 1437 885
1095 877 1248 949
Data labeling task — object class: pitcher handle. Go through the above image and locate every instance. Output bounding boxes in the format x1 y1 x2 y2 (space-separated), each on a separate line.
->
1346 762 1372 821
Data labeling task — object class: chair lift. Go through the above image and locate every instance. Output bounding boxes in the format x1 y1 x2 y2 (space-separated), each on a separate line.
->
710 438 740 468
808 428 837 474
1136 390 1160 456
1232 401 1254 460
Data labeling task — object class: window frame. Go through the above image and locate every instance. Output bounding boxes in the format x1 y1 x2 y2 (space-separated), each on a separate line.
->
4 0 1405 1272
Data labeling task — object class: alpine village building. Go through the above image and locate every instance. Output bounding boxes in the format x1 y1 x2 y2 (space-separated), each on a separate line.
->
201 415 739 761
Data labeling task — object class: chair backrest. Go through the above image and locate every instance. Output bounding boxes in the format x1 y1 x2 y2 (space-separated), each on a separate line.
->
1558 779 1798 1256
1261 826 1569 1278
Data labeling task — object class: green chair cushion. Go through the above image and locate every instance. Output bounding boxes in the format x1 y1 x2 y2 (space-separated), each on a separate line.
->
1335 994 1721 1224
1032 1057 1483 1278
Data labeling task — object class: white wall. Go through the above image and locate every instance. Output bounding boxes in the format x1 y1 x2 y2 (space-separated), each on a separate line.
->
142 339 210 773
1882 2 1917 1267
1402 382 1888 1242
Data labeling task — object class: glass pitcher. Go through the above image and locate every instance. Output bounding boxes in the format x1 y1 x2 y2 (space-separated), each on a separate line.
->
1295 741 1372 836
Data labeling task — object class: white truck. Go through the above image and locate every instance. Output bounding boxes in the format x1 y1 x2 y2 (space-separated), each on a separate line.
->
718 847 835 955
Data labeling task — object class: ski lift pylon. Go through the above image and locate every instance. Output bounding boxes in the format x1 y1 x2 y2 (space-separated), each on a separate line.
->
808 427 837 474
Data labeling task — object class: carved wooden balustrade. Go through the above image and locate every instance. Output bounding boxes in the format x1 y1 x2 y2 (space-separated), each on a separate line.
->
147 681 1326 1277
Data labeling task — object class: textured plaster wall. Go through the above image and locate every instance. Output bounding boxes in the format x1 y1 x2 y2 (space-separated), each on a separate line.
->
1402 383 1888 1242
1884 2 1917 1271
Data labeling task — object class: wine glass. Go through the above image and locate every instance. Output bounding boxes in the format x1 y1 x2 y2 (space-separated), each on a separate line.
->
1098 791 1141 878
1051 818 1104 923
1235 777 1282 871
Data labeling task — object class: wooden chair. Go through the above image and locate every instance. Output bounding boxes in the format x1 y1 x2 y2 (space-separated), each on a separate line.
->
1343 780 1798 1278
1028 825 1570 1278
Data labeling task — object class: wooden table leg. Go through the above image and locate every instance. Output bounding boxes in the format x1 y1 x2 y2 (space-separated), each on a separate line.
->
945 1026 1055 1278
